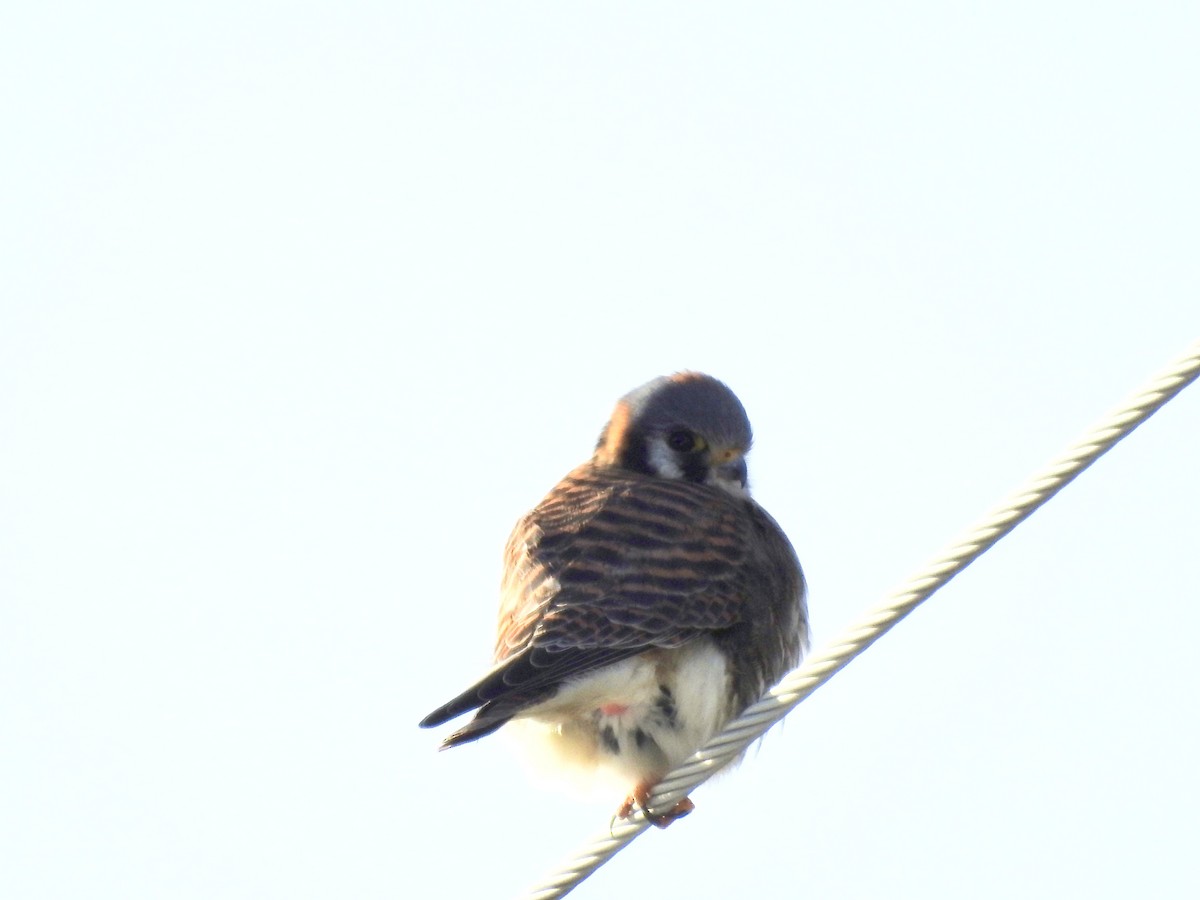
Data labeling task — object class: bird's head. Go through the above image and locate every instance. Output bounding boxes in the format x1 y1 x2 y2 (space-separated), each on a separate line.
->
594 372 753 496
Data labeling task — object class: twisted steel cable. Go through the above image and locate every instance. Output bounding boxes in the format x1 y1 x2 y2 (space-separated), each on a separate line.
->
524 338 1200 900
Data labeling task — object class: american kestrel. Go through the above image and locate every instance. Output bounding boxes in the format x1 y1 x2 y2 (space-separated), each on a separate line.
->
419 372 807 826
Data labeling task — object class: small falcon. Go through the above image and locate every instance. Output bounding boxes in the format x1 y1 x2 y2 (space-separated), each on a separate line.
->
419 372 807 826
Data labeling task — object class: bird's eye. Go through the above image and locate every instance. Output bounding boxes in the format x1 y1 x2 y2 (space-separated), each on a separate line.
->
667 430 703 453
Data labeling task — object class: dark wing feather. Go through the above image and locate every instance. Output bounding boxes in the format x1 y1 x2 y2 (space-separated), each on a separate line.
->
421 462 792 748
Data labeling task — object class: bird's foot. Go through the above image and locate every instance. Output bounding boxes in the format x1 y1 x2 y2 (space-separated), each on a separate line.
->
615 782 695 829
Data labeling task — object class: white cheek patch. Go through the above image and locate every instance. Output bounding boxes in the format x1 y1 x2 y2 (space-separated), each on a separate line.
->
647 440 684 479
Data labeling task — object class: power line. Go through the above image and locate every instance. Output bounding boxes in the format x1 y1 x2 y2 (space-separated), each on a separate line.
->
523 338 1200 899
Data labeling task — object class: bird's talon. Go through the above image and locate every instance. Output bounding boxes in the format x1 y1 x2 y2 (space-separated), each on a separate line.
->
645 796 695 828
615 784 694 828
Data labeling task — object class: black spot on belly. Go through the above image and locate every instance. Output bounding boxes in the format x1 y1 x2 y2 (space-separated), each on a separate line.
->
600 724 620 754
654 686 678 728
633 727 649 749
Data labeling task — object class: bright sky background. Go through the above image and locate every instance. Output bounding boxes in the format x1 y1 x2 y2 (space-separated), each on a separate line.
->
3 4 1199 899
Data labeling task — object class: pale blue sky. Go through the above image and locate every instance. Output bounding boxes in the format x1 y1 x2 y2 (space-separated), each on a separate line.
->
2 4 1198 899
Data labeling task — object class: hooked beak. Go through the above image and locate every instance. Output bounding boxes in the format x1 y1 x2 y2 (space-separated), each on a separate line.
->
709 449 748 495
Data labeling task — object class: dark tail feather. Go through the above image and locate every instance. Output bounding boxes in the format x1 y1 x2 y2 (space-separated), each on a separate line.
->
421 646 641 747
418 657 522 729
437 708 517 749
420 658 557 751
419 689 488 729
422 685 554 750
